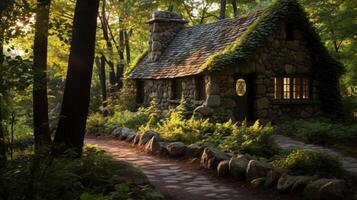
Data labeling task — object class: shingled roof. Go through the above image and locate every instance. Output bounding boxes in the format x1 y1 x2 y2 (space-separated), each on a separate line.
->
128 10 265 79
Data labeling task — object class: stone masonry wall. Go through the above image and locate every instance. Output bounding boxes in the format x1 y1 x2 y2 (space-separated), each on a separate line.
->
134 76 205 110
203 21 320 123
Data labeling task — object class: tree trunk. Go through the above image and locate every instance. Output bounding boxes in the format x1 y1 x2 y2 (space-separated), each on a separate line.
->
124 30 131 64
53 0 100 156
0 103 6 167
0 17 6 166
231 0 238 17
168 3 174 11
117 29 125 89
33 0 52 152
95 56 107 110
100 0 116 93
220 0 226 20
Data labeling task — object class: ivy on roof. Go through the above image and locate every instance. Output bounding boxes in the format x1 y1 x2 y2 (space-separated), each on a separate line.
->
124 49 148 78
200 0 344 117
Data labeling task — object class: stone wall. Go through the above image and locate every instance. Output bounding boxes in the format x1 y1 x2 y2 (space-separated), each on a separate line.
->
201 21 320 123
132 76 205 110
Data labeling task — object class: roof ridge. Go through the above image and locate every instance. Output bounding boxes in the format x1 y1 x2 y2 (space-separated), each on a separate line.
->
183 9 268 30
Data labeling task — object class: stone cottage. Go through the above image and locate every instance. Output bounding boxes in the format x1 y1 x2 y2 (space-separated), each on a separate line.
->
127 0 342 122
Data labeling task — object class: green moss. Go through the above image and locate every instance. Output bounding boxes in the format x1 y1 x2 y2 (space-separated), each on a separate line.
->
124 49 148 78
200 0 343 117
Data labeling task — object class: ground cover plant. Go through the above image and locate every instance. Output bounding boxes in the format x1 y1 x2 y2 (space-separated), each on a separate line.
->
273 119 357 157
0 144 162 200
272 149 344 178
87 100 281 158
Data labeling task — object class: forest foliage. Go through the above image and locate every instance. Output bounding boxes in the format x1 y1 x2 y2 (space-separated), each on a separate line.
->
0 0 355 198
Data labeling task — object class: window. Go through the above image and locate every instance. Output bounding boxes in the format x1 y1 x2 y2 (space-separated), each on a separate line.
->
171 79 182 100
195 76 206 100
136 80 144 103
286 23 294 41
274 76 310 100
283 77 291 99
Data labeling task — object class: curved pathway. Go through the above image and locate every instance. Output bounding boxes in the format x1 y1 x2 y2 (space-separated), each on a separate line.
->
85 137 297 200
273 134 357 176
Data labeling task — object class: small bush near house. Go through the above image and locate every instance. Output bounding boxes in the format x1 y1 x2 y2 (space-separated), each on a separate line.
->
272 150 343 178
217 120 281 158
88 100 281 158
87 100 160 136
273 119 357 144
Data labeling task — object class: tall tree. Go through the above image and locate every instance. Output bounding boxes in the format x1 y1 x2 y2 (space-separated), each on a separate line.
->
117 29 125 89
231 0 238 17
33 0 52 152
0 27 5 166
53 0 100 156
99 0 116 93
220 0 226 19
95 56 107 111
124 30 131 64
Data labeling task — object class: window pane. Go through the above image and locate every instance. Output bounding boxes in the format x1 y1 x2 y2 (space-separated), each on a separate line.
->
274 77 283 99
303 78 310 99
283 77 290 99
293 78 301 99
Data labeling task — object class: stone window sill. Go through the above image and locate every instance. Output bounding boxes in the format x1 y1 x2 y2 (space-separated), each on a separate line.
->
271 100 319 105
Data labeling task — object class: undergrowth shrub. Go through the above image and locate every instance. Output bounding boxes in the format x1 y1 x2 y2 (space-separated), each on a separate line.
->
88 99 280 158
272 150 343 177
87 100 160 135
218 120 281 158
0 145 161 200
273 119 357 145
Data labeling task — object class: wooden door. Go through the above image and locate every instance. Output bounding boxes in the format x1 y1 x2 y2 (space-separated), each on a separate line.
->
234 74 254 121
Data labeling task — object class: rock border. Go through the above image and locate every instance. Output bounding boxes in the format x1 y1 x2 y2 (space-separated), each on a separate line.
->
108 127 352 200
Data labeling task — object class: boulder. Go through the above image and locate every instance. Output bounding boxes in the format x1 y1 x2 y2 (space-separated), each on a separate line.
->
201 146 229 169
217 160 229 176
251 177 266 188
277 174 297 192
119 128 135 140
139 130 160 146
229 157 249 180
112 127 122 138
264 170 281 188
303 179 331 200
291 175 318 193
125 133 136 142
132 134 141 145
206 95 221 107
194 105 213 116
165 142 187 157
185 144 203 159
145 137 161 154
246 160 271 182
319 179 347 200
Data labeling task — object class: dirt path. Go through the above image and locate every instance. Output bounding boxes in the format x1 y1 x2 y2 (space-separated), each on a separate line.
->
85 137 298 200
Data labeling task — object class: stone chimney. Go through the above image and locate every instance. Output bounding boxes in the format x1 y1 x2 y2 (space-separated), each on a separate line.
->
147 11 187 62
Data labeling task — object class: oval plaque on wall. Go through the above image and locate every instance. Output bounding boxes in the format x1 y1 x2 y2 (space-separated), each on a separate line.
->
236 79 246 96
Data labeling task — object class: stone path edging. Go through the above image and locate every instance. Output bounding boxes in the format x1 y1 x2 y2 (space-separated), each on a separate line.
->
85 137 296 200
273 134 357 175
